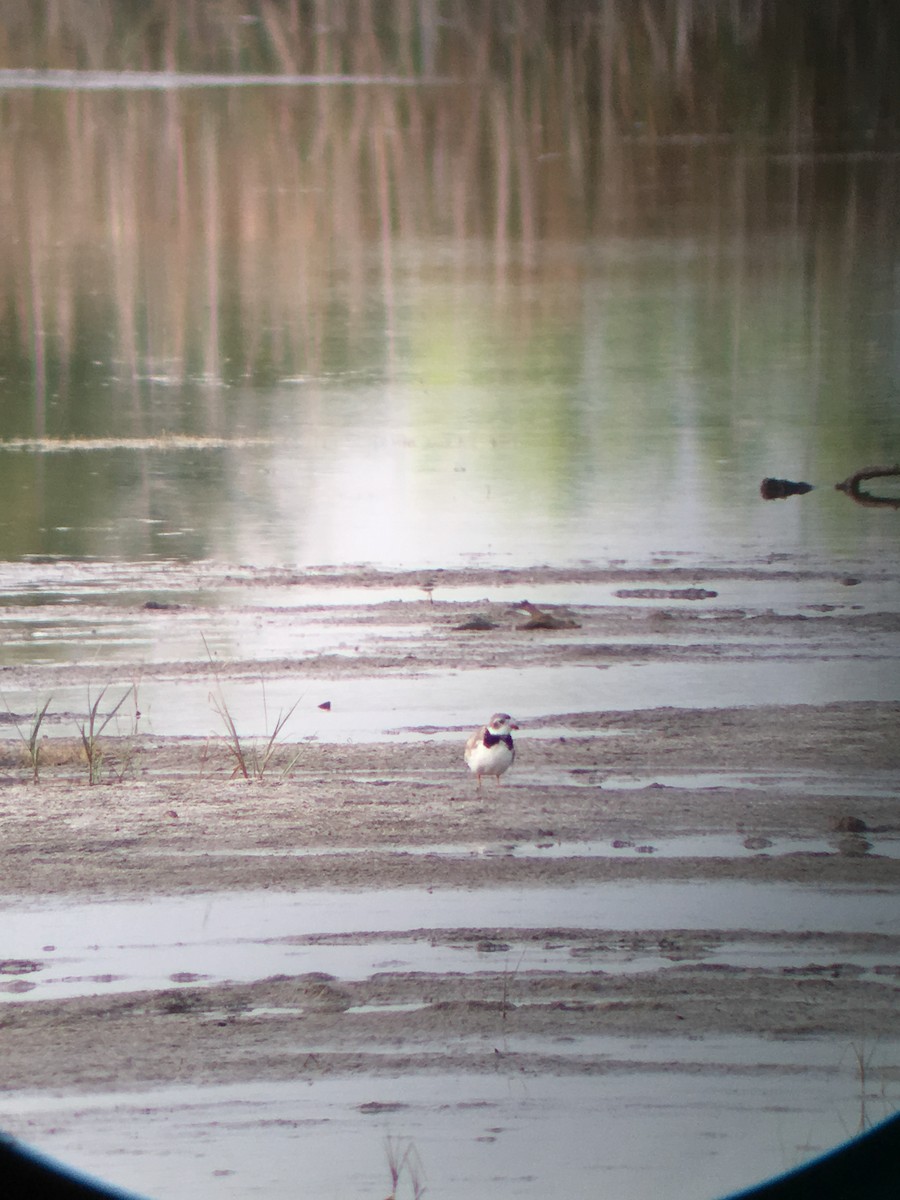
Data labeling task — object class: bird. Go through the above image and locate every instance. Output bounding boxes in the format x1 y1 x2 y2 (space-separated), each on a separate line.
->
464 713 518 790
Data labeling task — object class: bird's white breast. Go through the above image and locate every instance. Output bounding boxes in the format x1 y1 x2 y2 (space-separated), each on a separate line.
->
465 734 514 777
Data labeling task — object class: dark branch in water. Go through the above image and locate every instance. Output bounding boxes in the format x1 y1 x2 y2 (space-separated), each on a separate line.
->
762 467 900 509
835 465 900 509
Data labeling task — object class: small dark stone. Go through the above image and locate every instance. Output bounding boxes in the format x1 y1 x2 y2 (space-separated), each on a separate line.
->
454 615 498 630
832 815 868 833
834 835 872 857
743 836 774 851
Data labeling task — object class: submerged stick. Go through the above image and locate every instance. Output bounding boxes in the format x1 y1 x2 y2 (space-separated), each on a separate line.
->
835 464 900 509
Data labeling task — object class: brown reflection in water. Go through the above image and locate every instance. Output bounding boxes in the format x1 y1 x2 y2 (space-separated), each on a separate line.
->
0 3 897 419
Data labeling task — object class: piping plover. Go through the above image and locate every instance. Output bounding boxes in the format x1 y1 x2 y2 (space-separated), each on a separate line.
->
465 713 518 789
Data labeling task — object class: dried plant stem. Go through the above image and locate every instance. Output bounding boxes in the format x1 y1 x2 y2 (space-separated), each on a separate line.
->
204 638 301 780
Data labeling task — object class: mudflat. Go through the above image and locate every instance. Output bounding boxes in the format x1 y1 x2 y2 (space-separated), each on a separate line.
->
1 563 899 1198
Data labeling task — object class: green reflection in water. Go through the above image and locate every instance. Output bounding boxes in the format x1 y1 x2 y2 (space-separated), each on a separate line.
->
0 5 897 565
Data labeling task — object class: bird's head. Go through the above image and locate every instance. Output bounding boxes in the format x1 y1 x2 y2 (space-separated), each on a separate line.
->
488 713 518 733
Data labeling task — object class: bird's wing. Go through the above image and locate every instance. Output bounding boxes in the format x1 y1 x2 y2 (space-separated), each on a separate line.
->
465 726 485 755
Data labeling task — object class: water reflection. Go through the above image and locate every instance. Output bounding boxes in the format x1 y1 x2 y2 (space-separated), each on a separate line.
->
0 5 898 569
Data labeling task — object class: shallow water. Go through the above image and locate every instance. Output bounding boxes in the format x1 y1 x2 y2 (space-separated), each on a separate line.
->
1 566 897 671
3 882 899 1004
1 1066 895 1200
4 655 897 743
2 72 899 573
140 828 900 860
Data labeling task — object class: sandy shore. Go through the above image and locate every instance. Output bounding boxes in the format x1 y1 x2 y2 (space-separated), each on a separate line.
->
1 563 899 1197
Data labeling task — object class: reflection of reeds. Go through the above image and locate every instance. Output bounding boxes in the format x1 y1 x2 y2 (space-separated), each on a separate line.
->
847 1039 899 1136
383 1135 426 1200
1 2 896 125
0 2 896 415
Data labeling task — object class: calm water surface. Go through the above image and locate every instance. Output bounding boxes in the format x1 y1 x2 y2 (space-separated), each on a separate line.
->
1 79 897 571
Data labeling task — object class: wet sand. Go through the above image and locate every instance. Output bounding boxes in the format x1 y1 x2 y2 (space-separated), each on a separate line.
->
1 563 899 1198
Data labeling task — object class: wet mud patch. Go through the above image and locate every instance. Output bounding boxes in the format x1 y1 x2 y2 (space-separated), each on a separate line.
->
0 562 899 1198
